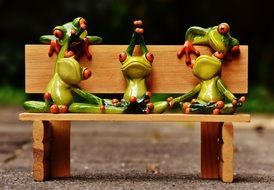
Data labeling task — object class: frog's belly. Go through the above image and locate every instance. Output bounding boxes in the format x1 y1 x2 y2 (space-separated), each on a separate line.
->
197 82 224 103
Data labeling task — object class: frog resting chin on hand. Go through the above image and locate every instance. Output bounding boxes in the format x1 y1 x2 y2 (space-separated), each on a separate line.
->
170 23 245 114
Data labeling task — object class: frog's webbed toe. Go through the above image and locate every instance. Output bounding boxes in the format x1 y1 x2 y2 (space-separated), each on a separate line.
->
177 40 200 66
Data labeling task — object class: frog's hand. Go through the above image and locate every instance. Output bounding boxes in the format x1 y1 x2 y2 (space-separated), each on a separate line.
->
169 83 201 109
185 26 209 44
86 36 103 44
39 35 56 44
81 36 103 60
177 41 200 66
71 87 104 105
39 35 61 57
23 101 50 113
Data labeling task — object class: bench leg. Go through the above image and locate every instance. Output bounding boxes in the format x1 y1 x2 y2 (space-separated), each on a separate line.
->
200 122 222 179
32 120 71 181
219 122 234 182
200 122 234 182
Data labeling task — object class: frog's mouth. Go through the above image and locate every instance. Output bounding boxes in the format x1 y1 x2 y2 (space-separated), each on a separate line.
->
121 61 152 78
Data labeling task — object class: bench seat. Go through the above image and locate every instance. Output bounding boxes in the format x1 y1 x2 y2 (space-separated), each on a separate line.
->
20 113 250 122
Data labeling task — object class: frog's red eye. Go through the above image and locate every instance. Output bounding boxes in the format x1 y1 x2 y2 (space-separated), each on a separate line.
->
53 29 63 39
218 23 230 35
79 18 87 30
119 52 127 62
146 52 154 63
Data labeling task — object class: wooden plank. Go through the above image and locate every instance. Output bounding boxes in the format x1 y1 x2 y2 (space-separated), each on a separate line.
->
49 121 71 178
32 121 51 181
19 113 251 122
200 122 222 179
25 45 248 94
219 122 234 182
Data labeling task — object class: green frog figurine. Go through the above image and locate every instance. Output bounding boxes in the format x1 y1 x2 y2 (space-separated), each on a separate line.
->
69 20 168 114
170 23 245 114
23 17 102 113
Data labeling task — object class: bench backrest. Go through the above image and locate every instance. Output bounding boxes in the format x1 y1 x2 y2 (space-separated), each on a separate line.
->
25 45 248 94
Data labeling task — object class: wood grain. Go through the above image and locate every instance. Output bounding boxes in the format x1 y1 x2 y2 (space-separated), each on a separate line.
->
200 122 222 179
25 45 248 94
32 121 51 181
219 122 234 182
19 113 251 122
49 121 71 178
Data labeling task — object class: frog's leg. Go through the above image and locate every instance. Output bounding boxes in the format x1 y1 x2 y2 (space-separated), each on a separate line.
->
68 102 125 114
71 87 104 106
23 92 53 113
182 100 225 114
169 83 201 109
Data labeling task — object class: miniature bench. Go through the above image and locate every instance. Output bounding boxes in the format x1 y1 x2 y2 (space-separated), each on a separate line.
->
19 44 250 182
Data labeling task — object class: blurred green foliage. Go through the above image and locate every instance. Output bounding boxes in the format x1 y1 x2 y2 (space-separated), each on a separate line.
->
0 0 274 112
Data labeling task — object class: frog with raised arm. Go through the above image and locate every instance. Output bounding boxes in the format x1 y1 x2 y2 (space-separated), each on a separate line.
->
69 20 168 114
23 17 102 113
170 23 245 114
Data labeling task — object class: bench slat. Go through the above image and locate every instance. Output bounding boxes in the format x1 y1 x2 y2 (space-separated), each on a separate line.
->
19 113 250 122
25 45 248 94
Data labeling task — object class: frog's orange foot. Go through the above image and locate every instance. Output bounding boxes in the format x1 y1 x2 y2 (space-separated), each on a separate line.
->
177 41 200 66
48 40 61 57
50 104 59 114
60 105 68 113
213 108 220 115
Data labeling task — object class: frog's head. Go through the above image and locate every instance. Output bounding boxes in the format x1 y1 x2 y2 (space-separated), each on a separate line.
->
57 57 91 85
52 17 88 47
120 52 153 79
192 55 221 80
208 23 240 59
119 20 153 79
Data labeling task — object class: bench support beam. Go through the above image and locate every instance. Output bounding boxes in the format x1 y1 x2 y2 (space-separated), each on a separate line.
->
32 120 71 181
200 122 234 182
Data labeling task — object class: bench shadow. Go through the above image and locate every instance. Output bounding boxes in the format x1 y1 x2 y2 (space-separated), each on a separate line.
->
56 172 201 182
52 172 274 184
233 174 274 183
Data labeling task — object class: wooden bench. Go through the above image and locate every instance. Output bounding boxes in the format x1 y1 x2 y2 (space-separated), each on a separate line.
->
19 44 250 182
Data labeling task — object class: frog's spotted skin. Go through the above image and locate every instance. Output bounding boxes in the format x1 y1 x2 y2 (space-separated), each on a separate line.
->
23 17 102 113
69 20 168 114
170 23 245 115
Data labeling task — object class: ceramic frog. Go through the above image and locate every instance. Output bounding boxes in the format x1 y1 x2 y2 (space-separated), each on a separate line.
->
170 23 245 114
23 17 102 113
68 20 168 114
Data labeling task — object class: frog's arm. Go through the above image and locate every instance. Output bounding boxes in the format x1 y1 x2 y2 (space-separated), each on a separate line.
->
86 36 103 44
39 35 57 44
169 83 201 108
216 77 236 101
185 26 210 45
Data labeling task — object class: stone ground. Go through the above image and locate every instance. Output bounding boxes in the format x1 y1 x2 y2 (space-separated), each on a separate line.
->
0 106 274 190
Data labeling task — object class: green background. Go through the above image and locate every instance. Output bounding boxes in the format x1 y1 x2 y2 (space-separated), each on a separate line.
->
0 0 273 112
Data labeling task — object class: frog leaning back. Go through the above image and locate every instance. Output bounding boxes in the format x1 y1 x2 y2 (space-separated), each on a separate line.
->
170 23 245 114
23 17 102 113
